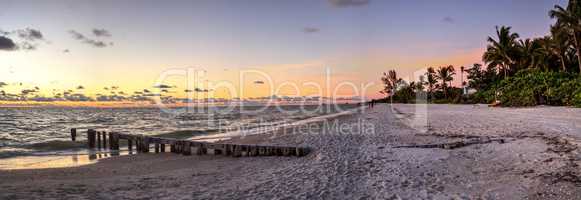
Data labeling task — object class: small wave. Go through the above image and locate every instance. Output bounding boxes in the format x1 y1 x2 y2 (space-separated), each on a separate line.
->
154 129 219 139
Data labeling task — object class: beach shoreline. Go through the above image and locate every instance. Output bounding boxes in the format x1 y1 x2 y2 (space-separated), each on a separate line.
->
1 104 581 199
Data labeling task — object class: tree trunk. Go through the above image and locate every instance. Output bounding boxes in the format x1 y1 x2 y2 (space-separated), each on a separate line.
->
559 55 567 72
442 82 448 99
573 33 581 75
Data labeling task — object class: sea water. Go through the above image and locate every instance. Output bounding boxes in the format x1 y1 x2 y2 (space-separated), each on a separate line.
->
0 104 360 165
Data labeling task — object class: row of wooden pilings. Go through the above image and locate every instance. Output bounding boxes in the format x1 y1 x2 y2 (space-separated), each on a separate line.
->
71 128 310 157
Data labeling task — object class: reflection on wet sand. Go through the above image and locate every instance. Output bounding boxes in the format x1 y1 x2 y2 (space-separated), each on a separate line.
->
0 151 127 170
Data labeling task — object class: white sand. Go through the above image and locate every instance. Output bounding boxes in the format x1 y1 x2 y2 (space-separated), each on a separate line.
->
1 104 580 199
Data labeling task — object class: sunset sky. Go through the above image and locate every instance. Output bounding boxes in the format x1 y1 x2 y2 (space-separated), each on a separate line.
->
0 0 565 102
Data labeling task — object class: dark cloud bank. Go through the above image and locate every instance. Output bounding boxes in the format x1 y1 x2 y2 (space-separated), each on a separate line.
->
0 28 46 51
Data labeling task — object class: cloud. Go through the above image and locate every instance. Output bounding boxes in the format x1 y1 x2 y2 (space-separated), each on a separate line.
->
328 0 370 7
69 30 112 48
442 16 455 24
194 88 209 92
21 89 37 95
92 28 112 37
19 42 37 50
64 93 93 101
303 27 320 33
0 82 7 87
0 36 17 51
0 28 47 51
96 94 126 101
153 84 174 89
16 28 44 41
254 80 265 84
63 49 70 53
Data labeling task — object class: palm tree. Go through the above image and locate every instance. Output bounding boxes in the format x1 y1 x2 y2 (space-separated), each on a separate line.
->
436 65 456 99
380 70 401 102
460 66 466 94
537 37 556 71
517 38 544 69
550 1 581 74
483 26 520 78
423 67 438 101
550 25 572 72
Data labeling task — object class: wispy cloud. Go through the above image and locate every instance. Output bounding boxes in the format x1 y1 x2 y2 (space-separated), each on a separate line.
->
69 29 113 48
442 16 455 24
328 0 370 7
303 27 320 33
92 28 112 37
153 84 174 89
16 28 44 41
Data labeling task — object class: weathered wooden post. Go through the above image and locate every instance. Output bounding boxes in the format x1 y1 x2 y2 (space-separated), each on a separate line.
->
175 141 182 154
224 144 232 156
242 145 250 156
283 147 291 156
128 139 133 152
70 128 77 141
142 137 149 153
182 142 191 156
160 144 165 152
135 137 141 152
250 145 258 156
296 147 308 157
173 141 179 154
96 132 102 149
179 141 184 153
232 145 242 157
201 143 207 155
109 132 119 151
214 144 223 155
170 143 176 153
155 143 160 153
87 129 96 148
102 132 107 149
137 137 142 153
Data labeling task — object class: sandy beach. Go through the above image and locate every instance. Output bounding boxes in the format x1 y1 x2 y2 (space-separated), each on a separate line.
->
1 104 581 199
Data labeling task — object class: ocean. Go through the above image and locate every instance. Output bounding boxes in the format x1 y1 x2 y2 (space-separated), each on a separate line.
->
0 104 360 159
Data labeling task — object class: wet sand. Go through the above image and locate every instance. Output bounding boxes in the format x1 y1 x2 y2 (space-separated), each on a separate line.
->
1 104 581 199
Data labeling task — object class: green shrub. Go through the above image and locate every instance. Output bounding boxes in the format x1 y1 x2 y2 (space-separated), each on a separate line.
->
574 93 581 107
489 69 579 107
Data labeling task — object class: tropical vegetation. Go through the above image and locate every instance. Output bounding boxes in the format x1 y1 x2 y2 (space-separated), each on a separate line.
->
380 1 581 107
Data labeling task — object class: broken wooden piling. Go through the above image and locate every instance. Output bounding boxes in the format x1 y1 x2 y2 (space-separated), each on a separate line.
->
128 139 133 152
73 128 310 157
102 132 107 149
96 132 101 149
70 128 77 141
87 129 96 148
